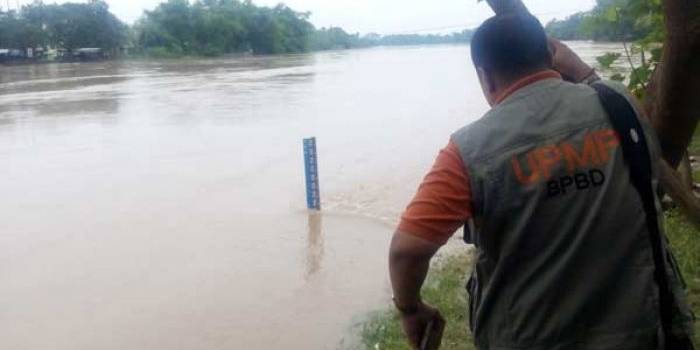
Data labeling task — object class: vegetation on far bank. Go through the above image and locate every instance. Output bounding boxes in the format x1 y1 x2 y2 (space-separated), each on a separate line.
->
0 0 474 59
135 0 474 57
546 0 662 42
1 0 662 60
0 0 669 60
0 0 126 54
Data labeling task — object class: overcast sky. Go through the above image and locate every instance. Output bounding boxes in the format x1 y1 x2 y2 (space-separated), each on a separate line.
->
8 0 596 34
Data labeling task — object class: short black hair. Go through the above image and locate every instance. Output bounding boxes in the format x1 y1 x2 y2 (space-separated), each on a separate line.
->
471 14 551 78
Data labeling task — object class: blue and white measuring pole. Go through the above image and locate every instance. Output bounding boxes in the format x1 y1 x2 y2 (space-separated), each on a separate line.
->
303 137 321 210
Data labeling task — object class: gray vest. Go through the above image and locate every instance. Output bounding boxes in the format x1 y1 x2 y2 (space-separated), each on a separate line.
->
451 78 694 350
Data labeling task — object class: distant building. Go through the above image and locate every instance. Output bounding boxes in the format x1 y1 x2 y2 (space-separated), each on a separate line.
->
0 49 29 63
0 47 114 63
71 48 108 61
0 48 50 63
119 45 135 57
57 48 108 62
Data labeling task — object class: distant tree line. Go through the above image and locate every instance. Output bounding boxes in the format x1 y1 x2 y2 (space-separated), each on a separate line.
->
368 30 475 47
0 0 126 53
546 0 655 41
134 0 313 56
135 0 475 56
0 0 474 59
310 27 474 51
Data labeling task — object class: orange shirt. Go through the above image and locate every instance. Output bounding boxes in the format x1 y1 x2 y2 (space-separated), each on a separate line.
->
398 141 473 245
398 70 562 245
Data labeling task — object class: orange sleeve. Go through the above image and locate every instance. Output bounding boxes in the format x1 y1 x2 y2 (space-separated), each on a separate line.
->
398 141 473 245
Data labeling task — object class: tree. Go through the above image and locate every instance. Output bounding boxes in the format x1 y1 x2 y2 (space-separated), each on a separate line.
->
545 13 587 40
311 27 360 50
0 7 46 51
642 0 700 167
191 0 247 55
140 0 194 53
45 1 126 51
545 0 658 42
0 1 127 53
135 0 314 56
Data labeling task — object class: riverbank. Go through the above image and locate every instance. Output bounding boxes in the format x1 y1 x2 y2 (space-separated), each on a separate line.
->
358 131 700 349
0 43 463 65
359 250 475 350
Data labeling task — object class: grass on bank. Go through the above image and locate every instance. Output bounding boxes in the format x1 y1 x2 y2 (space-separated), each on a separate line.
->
360 252 475 350
680 128 700 339
358 131 700 350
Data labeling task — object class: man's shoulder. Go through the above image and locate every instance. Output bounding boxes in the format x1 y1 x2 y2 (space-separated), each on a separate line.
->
451 81 609 163
450 104 520 164
450 112 495 163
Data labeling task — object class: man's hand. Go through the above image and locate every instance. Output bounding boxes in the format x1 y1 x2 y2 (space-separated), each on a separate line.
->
399 302 446 350
548 38 595 83
389 232 443 349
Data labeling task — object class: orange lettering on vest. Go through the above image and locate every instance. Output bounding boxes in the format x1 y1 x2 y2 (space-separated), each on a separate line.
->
593 129 621 163
512 153 541 185
561 134 601 172
534 145 562 179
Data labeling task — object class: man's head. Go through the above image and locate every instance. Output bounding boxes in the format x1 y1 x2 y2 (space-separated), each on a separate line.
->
471 14 552 105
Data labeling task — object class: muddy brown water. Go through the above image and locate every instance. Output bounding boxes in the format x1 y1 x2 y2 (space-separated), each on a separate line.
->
0 42 622 349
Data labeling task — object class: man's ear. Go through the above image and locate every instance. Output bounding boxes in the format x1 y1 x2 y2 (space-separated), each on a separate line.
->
477 67 496 93
477 67 497 105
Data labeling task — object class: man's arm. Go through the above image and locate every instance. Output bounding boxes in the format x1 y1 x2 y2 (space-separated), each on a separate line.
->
389 231 444 349
390 141 473 309
548 38 599 84
389 141 473 348
389 231 441 311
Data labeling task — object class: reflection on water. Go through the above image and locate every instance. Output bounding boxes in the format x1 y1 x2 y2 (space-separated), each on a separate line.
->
305 211 324 279
37 97 121 116
0 55 319 122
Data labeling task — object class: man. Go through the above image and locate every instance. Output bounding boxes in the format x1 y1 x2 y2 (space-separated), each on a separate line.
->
389 14 695 350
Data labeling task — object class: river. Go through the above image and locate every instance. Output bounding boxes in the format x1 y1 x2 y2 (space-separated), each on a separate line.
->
0 42 624 349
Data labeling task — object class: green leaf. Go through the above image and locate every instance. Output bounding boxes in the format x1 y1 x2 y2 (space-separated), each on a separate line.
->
604 6 619 22
629 65 652 88
610 73 626 82
596 52 621 69
630 43 643 55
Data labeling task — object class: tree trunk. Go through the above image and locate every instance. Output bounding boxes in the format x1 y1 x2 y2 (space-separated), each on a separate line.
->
644 0 700 168
484 0 530 16
660 160 700 228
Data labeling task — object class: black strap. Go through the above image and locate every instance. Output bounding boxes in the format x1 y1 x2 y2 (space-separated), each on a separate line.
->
592 83 692 349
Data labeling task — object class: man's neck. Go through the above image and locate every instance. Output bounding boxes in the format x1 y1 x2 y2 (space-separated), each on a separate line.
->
494 69 562 105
